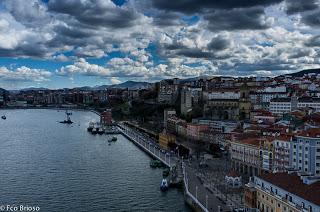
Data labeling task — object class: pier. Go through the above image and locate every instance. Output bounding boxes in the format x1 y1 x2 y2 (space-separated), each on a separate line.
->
118 123 177 168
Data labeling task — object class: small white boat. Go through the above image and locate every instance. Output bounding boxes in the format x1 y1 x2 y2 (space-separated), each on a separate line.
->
160 179 169 191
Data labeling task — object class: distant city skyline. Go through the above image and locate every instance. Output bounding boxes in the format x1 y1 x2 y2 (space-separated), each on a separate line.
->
0 0 320 89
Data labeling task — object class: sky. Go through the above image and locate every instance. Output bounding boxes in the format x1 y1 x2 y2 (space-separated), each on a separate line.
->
0 0 320 89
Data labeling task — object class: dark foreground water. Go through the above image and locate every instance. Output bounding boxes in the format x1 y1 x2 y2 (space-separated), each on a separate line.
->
0 109 190 212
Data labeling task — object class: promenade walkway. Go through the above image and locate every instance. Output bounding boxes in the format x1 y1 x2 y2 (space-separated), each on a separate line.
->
118 123 176 167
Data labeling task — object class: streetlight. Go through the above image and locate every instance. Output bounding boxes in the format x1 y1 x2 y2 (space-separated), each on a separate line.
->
206 194 208 210
196 186 198 200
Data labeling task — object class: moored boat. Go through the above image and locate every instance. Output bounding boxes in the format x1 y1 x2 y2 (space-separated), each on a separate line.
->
87 122 94 132
59 110 73 124
92 128 97 134
160 179 169 191
98 127 105 135
1 115 6 120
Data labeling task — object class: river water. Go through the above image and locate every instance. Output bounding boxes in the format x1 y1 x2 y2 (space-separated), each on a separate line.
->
0 109 190 212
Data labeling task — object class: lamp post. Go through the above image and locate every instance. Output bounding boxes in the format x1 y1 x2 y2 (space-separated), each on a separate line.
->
206 194 208 210
196 186 198 200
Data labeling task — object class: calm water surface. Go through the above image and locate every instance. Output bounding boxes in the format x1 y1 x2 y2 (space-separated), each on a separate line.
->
0 109 190 212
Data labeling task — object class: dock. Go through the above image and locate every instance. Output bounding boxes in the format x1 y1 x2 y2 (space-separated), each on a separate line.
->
118 123 177 168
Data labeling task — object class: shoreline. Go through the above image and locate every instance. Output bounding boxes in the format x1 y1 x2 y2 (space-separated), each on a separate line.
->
0 106 101 116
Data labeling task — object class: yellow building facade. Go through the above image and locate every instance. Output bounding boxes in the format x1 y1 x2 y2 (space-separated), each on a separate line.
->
159 133 176 150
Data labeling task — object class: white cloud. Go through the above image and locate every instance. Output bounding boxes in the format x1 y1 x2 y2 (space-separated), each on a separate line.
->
0 66 52 82
110 77 121 84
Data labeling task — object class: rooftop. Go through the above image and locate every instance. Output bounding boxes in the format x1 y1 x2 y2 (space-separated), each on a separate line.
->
259 172 320 206
297 128 320 138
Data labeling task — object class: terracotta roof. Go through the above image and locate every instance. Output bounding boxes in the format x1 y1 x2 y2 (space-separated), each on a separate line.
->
297 128 320 138
226 170 241 178
274 134 292 142
259 172 320 205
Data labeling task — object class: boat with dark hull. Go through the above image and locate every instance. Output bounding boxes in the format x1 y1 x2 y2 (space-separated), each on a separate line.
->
1 115 6 120
60 110 73 124
98 127 105 135
87 122 94 132
92 128 97 134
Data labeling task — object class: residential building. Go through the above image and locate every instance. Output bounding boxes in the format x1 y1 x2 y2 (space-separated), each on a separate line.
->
163 109 176 129
181 87 192 115
158 132 176 150
245 172 320 212
273 135 292 173
230 136 261 176
290 128 320 176
100 109 112 124
186 123 209 141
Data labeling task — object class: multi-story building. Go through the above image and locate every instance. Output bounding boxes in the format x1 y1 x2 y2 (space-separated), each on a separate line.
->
273 135 292 173
100 109 112 124
250 86 287 110
230 136 261 176
163 109 176 129
204 84 251 120
290 128 320 176
158 132 176 150
245 172 320 212
181 87 192 115
157 79 179 105
186 123 209 141
269 98 292 115
270 97 320 115
260 138 274 172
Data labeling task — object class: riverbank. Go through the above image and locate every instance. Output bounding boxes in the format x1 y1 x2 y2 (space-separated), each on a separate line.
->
0 106 101 116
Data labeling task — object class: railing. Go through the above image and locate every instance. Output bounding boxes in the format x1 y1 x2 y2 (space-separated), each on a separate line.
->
182 162 209 212
119 124 173 168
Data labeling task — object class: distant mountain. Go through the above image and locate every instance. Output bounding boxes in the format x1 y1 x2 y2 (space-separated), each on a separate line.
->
107 81 152 89
20 87 49 91
283 68 320 77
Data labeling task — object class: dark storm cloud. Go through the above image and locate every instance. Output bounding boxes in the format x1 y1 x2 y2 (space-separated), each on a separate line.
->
288 48 314 59
151 0 284 14
302 10 320 27
207 36 230 51
48 0 141 28
305 35 320 47
205 7 271 31
152 12 183 26
285 0 319 14
53 25 94 39
176 49 213 58
0 43 49 58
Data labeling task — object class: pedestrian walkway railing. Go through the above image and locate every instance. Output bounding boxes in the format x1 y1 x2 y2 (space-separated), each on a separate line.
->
118 124 174 168
182 162 209 212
